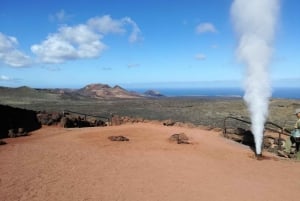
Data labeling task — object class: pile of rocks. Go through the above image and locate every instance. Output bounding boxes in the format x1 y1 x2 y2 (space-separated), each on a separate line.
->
110 114 145 126
7 128 28 138
37 111 107 128
36 111 63 126
60 116 106 128
224 127 288 156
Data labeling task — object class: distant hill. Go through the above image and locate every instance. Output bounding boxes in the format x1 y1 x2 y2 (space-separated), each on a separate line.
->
0 86 63 101
77 83 142 99
0 83 164 102
143 90 164 97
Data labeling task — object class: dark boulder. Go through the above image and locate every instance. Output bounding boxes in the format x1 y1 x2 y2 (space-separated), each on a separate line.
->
0 104 41 138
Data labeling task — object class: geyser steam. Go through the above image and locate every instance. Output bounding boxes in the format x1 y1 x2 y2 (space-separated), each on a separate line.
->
231 0 280 154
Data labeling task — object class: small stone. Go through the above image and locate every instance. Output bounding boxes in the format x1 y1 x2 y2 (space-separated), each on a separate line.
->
108 136 129 141
163 120 176 126
277 150 289 158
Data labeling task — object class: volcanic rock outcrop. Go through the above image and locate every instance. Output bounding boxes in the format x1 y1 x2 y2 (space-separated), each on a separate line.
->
0 104 41 138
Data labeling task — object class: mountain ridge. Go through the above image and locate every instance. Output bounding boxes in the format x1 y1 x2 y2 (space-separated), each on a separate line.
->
0 83 162 100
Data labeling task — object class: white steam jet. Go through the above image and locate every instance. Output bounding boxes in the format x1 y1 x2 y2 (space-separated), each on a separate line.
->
231 0 280 154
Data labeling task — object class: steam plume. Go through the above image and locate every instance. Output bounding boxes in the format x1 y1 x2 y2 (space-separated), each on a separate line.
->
231 0 280 154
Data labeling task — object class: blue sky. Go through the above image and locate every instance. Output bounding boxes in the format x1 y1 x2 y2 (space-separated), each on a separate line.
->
0 0 299 89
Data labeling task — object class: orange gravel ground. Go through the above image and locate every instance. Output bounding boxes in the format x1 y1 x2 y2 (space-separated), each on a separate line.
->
1 123 300 201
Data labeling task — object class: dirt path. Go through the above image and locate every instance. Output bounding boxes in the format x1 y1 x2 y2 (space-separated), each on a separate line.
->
1 123 300 201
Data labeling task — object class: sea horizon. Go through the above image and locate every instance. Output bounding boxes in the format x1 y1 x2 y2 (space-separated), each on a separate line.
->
130 87 300 99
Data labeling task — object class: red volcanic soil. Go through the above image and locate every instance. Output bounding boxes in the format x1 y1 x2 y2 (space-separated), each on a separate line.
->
1 123 300 201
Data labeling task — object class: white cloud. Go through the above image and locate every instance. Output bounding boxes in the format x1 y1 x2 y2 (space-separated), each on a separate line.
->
0 32 31 67
0 75 20 82
49 9 72 23
31 15 142 64
87 15 125 34
31 24 106 63
196 23 217 34
122 17 142 43
88 16 142 42
195 53 206 60
0 75 11 81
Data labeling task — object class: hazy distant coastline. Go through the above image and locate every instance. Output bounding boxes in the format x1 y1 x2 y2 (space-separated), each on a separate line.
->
130 87 300 99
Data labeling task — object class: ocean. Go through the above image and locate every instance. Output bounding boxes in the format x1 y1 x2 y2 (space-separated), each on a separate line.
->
131 87 300 99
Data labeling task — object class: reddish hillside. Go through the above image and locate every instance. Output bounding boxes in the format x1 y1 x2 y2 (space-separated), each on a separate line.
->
77 83 142 99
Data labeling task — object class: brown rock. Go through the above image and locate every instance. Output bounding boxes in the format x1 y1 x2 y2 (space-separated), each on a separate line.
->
169 133 190 144
108 135 129 141
111 115 122 126
163 120 176 126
